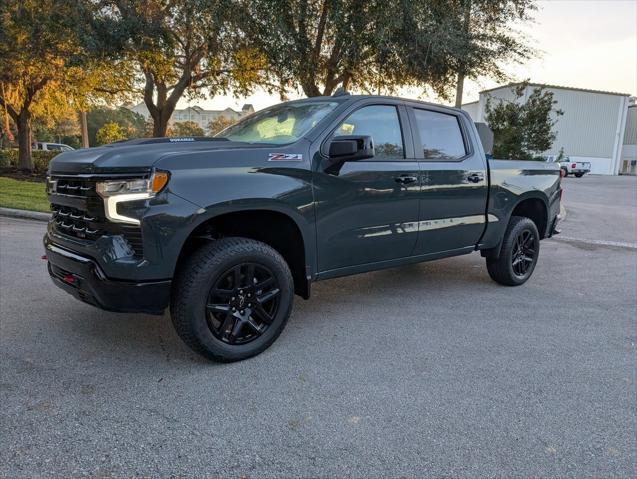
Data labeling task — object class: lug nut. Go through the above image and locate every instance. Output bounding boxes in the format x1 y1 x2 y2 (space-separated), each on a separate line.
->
232 307 236 311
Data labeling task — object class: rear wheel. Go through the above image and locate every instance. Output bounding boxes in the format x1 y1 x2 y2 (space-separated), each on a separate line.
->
486 216 540 286
561 168 568 177
171 237 294 362
574 173 584 178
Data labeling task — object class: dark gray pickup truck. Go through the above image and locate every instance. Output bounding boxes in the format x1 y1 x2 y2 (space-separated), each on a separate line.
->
45 94 562 361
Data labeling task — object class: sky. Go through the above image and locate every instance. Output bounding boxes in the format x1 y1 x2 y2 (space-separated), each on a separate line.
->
179 0 637 112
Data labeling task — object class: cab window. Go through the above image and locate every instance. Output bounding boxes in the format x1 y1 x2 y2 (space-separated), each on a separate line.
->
334 105 404 160
413 109 467 161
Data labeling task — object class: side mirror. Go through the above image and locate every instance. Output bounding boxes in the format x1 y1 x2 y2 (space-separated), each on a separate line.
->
328 135 374 162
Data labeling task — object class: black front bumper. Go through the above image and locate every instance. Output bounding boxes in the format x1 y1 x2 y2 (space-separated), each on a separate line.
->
45 240 171 315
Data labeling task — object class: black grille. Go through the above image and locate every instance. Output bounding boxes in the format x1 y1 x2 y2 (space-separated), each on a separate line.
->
48 176 144 258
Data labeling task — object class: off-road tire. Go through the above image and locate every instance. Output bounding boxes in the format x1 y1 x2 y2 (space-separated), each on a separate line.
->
171 237 294 362
486 216 540 286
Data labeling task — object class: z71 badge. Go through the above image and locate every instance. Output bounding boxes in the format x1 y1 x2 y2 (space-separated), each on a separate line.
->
268 153 303 161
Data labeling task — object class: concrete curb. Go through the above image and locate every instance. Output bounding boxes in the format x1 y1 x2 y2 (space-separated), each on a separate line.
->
0 207 50 222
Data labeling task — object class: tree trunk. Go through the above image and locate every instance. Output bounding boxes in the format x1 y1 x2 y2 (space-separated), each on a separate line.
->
16 110 33 171
80 111 89 148
151 108 173 137
455 0 471 108
454 71 465 108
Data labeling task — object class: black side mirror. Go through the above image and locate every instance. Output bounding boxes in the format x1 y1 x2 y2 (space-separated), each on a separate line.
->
328 135 374 162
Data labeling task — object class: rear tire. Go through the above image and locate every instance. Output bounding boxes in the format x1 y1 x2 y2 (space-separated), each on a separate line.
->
486 216 540 286
561 168 568 177
574 173 584 178
171 237 294 362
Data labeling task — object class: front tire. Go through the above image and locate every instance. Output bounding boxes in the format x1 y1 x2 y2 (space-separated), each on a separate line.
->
171 237 294 362
486 216 540 286
574 173 584 178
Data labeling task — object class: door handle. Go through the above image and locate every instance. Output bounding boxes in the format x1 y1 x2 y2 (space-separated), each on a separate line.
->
394 175 418 185
467 172 484 183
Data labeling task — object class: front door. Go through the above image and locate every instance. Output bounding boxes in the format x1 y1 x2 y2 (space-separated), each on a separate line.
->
314 103 421 272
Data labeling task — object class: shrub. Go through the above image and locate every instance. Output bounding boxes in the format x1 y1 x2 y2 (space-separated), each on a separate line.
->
0 150 59 174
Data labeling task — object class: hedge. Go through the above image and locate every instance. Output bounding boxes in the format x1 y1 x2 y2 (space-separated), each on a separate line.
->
0 150 59 174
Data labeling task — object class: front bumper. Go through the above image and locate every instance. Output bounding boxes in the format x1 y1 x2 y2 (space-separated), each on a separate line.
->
45 239 170 315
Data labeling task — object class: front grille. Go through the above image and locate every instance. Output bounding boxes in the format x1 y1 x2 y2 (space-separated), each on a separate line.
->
48 176 144 258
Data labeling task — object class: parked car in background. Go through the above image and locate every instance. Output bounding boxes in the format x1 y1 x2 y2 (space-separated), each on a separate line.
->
545 154 590 177
33 142 75 152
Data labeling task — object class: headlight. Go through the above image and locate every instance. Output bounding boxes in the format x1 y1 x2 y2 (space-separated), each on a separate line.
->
96 171 169 225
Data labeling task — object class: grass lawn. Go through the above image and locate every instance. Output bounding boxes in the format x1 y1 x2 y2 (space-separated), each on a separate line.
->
0 176 50 212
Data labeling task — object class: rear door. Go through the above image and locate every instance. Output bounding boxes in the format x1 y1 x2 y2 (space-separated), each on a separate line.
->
313 101 421 272
407 105 489 255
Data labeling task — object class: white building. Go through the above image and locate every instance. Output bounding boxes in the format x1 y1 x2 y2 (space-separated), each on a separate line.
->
462 83 634 175
127 103 255 134
620 103 637 175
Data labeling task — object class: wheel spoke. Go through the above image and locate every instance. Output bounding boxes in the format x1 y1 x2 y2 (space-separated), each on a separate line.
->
252 303 274 324
255 276 275 291
218 312 235 337
246 316 263 334
206 303 230 314
258 288 280 304
245 264 256 286
210 288 233 299
228 318 243 344
232 265 242 289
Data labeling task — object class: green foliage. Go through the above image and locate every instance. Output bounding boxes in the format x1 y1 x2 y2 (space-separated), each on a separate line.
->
0 150 58 174
97 0 266 136
96 122 126 145
87 107 145 146
172 121 205 137
244 0 535 98
208 116 235 135
0 176 49 212
485 83 564 160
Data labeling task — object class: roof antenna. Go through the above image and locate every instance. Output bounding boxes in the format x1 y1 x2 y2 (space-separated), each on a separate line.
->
332 87 350 97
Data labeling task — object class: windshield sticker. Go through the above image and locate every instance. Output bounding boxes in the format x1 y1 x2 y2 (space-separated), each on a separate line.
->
268 153 303 161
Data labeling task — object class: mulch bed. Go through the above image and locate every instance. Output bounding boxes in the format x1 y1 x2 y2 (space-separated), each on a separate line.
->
0 168 46 183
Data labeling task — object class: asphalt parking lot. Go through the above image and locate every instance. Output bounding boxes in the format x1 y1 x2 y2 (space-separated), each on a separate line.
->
1 175 636 478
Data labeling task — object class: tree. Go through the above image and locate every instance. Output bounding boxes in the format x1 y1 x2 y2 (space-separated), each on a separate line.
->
87 107 146 146
207 116 235 135
0 0 81 169
0 0 135 170
452 0 536 107
172 121 205 137
245 0 535 100
99 0 265 137
484 83 563 160
96 122 126 145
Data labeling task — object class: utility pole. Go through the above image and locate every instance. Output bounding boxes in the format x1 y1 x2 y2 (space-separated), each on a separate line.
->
454 0 472 108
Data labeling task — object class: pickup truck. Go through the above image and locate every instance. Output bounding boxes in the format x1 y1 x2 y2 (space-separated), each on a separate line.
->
44 94 562 362
546 155 591 177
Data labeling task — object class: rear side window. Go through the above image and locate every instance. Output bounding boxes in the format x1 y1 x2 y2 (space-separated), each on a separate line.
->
413 109 467 160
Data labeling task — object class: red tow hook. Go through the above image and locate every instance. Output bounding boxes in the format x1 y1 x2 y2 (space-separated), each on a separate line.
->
62 274 76 285
41 255 47 260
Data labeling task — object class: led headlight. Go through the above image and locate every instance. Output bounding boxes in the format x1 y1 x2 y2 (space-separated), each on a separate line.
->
96 171 169 225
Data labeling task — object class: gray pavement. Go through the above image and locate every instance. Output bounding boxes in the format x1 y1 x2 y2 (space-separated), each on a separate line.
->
1 175 636 478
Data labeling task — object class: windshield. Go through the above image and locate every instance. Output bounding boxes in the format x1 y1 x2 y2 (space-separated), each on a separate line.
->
216 101 339 144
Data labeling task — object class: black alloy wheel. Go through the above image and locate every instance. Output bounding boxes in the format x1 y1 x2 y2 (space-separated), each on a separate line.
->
486 216 540 286
171 237 294 362
206 263 281 345
511 229 536 278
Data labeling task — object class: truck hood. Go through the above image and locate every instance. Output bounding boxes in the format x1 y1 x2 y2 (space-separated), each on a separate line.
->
48 138 260 175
